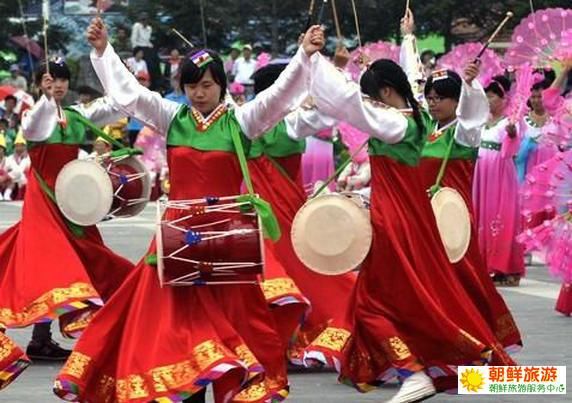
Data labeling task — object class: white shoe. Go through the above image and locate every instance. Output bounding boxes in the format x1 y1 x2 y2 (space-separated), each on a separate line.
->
386 372 436 403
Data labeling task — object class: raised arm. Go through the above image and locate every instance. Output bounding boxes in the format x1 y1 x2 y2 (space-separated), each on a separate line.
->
20 94 59 142
399 9 424 96
309 54 408 144
235 25 324 139
88 18 179 136
454 62 488 147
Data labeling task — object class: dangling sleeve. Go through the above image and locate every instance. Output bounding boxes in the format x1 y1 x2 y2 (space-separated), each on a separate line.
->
454 80 489 147
284 106 337 140
69 97 126 127
309 54 408 144
20 95 59 142
235 47 312 139
90 43 180 136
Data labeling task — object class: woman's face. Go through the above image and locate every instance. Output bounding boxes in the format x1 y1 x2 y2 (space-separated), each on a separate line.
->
426 88 458 124
529 89 545 113
184 69 222 115
487 91 505 116
52 78 69 103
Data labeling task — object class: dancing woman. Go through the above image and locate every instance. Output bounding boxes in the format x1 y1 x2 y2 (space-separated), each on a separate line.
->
0 60 134 388
307 34 522 402
54 18 324 402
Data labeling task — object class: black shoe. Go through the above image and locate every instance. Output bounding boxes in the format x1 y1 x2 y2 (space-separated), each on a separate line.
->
26 339 72 361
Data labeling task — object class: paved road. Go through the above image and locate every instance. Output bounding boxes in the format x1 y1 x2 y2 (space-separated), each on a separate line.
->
0 202 569 402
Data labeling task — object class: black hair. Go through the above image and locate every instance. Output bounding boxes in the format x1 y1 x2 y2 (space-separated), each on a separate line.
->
133 47 144 56
485 75 511 99
34 60 71 86
252 63 287 95
360 59 424 135
4 95 17 104
531 79 551 92
0 118 8 126
424 70 462 101
180 48 227 101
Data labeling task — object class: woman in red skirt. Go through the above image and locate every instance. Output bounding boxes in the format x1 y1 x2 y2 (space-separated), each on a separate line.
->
0 60 134 388
53 19 324 402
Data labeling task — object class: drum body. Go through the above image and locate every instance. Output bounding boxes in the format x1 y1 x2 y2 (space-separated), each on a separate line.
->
291 192 372 275
156 196 265 286
55 155 151 226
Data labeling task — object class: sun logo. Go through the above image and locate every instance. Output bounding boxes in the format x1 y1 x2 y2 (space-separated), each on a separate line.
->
460 368 486 392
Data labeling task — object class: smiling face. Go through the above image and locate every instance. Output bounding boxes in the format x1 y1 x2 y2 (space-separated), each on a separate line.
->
426 88 458 125
529 89 545 114
184 69 222 115
52 78 70 103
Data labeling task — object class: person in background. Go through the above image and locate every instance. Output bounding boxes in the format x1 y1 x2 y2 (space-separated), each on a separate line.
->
126 48 149 76
91 137 112 157
229 82 246 106
232 44 257 100
112 25 131 60
164 48 183 80
1 95 20 130
0 118 16 155
2 65 28 92
164 72 189 105
130 13 152 50
225 46 241 80
0 132 16 201
5 131 30 200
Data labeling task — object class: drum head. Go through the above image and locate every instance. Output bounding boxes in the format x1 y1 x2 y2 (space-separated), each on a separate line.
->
430 187 471 263
109 156 152 217
55 159 113 226
291 193 372 275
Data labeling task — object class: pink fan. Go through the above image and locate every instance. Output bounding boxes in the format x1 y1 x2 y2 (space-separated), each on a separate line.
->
346 41 400 81
134 127 166 176
506 63 541 124
255 52 271 70
337 122 369 164
540 89 572 148
437 43 504 87
518 150 572 282
505 8 572 69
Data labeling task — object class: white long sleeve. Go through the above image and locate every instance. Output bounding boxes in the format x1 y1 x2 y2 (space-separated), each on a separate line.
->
90 43 180 136
20 95 59 142
235 47 312 139
70 97 126 127
399 34 424 95
310 54 408 144
284 106 337 140
454 80 489 147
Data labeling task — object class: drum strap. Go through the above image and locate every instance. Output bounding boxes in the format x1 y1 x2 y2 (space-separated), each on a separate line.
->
427 136 455 198
33 169 85 238
229 125 281 242
73 113 143 158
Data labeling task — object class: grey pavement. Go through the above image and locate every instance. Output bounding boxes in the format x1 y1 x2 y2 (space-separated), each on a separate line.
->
0 202 570 402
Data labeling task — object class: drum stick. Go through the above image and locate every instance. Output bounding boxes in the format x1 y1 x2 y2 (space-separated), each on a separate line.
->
405 0 410 15
475 11 513 60
42 0 49 74
331 0 342 41
350 0 362 49
317 0 328 25
171 28 195 48
304 0 316 31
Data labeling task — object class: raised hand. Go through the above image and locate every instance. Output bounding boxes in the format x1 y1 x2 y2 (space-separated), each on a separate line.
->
400 8 415 36
334 45 351 69
463 62 480 85
86 17 109 56
302 25 325 56
40 73 54 99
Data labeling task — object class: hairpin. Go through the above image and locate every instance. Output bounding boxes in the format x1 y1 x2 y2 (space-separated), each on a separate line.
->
190 50 214 68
